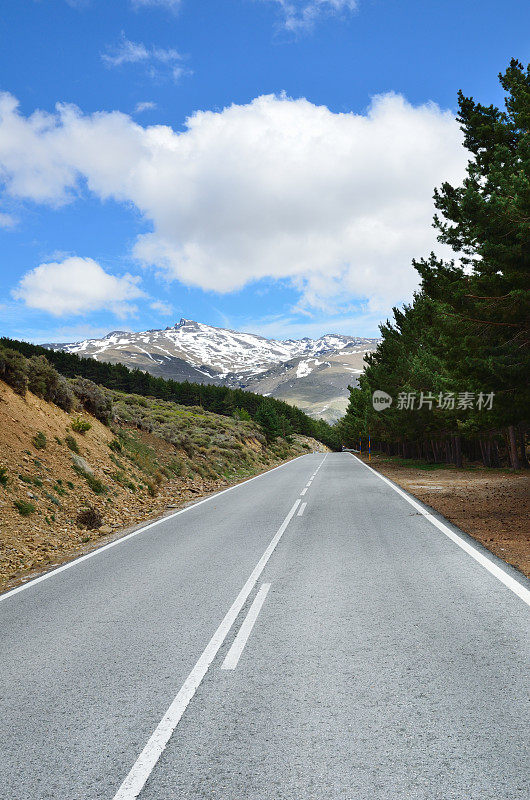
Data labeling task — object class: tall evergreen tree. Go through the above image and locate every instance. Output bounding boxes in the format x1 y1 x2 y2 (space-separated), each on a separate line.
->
340 59 529 468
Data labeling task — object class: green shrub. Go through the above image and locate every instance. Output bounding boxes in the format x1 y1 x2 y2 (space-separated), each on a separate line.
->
65 435 79 453
44 491 61 506
72 465 107 495
233 408 252 421
71 416 92 434
0 466 8 487
66 480 74 489
111 471 136 491
71 378 113 424
175 434 194 458
0 345 28 394
54 436 63 445
27 355 74 411
14 499 35 516
110 453 126 470
85 474 106 494
32 431 47 450
118 430 158 474
19 474 43 487
109 438 122 452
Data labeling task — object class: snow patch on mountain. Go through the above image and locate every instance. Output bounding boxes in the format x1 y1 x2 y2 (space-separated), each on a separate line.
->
48 318 375 379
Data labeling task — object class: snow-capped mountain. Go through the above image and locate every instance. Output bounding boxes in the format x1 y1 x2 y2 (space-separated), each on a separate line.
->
46 319 380 421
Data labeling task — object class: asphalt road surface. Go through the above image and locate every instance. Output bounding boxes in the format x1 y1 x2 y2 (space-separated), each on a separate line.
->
1 453 528 799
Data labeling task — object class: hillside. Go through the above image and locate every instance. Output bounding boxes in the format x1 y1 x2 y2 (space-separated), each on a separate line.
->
44 319 379 420
0 380 326 593
244 346 369 421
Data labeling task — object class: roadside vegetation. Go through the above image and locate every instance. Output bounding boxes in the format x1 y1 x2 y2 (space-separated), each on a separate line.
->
0 360 326 592
336 60 529 469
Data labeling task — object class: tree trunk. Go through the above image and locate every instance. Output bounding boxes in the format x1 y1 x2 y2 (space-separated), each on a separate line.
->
518 426 528 468
492 438 500 467
453 434 462 468
507 425 521 469
431 439 437 463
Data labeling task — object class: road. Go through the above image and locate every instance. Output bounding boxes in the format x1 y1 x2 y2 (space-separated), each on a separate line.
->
0 453 528 799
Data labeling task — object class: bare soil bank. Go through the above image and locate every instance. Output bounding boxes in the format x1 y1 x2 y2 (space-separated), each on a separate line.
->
358 453 530 579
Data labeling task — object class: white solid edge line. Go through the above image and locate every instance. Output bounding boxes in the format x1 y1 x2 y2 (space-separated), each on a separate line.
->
0 455 313 604
221 583 271 670
112 499 301 800
297 502 307 517
300 487 307 496
351 455 530 607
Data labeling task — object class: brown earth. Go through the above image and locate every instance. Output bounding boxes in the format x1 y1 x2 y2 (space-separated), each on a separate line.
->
358 453 530 578
0 381 327 594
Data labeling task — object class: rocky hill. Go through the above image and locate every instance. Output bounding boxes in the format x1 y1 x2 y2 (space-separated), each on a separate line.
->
46 319 379 422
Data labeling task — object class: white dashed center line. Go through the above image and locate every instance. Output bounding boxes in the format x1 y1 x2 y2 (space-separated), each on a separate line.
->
221 583 271 670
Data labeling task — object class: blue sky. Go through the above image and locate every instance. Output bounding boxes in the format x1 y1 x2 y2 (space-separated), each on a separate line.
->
0 0 527 343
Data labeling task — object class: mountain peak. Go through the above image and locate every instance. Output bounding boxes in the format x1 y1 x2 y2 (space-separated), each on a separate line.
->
104 330 129 339
46 319 380 422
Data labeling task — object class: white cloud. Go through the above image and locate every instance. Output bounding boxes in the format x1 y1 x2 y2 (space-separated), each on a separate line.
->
135 101 157 113
131 0 181 11
102 36 191 82
0 211 16 228
12 256 145 317
241 310 384 340
262 0 357 31
150 299 173 315
0 91 466 314
102 38 150 67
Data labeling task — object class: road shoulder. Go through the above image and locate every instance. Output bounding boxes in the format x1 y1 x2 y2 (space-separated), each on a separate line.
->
357 453 530 579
